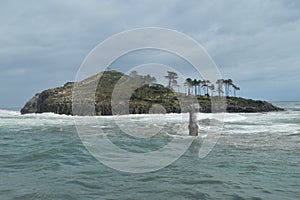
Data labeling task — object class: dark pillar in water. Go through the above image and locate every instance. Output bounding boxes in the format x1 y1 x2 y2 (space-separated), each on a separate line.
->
188 104 199 136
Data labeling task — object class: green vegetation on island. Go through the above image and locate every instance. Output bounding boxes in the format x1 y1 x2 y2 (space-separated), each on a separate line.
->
21 70 284 115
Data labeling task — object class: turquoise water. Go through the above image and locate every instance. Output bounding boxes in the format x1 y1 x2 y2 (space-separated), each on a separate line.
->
0 102 299 199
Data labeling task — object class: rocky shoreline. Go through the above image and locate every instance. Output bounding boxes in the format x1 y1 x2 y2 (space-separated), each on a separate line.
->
21 87 283 115
20 91 284 115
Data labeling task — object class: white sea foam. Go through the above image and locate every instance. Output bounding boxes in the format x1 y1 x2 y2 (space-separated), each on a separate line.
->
0 109 75 129
197 112 247 122
0 109 246 123
1 108 299 141
0 109 20 116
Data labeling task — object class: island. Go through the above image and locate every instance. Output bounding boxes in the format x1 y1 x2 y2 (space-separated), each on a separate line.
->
21 70 284 115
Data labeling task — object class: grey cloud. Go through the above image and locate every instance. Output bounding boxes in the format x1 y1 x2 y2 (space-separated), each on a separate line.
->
0 0 299 107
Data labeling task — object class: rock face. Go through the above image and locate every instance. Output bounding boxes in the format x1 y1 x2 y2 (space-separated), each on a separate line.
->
21 70 284 115
21 82 73 115
226 97 284 113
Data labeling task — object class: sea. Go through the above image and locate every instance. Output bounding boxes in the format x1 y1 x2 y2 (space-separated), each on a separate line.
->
0 102 299 200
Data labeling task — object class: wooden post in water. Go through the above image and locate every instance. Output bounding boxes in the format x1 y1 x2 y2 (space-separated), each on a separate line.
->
188 104 199 136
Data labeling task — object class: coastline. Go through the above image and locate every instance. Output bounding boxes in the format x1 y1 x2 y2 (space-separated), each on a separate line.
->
20 88 284 116
20 70 284 115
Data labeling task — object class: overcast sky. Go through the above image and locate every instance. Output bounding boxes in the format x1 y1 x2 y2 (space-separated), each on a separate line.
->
1 0 300 109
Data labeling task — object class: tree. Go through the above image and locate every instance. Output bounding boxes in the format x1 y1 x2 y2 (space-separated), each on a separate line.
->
143 74 156 86
208 84 215 96
185 78 193 95
223 79 233 97
164 71 178 87
232 84 240 97
216 79 224 97
192 79 199 95
201 80 211 96
129 70 141 88
197 80 203 96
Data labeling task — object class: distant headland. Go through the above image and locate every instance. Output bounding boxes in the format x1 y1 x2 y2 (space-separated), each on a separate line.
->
21 70 284 115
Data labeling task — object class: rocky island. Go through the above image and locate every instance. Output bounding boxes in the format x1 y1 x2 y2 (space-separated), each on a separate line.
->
21 70 284 115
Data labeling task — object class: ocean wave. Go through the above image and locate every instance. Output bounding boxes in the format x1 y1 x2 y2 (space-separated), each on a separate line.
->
1 108 299 136
197 112 247 123
0 109 20 116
